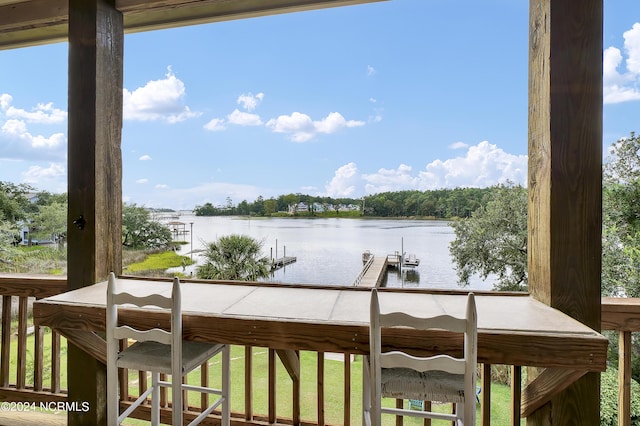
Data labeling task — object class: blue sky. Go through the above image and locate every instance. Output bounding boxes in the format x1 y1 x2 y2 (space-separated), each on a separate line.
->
1 0 639 210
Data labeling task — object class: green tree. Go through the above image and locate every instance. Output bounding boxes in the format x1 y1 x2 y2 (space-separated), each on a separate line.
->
0 181 34 222
31 201 67 245
122 203 172 249
602 132 640 297
449 183 528 291
197 234 271 281
264 199 278 215
33 191 67 207
0 219 20 266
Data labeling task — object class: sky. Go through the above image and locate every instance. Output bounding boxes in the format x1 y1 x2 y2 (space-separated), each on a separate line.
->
1 0 639 210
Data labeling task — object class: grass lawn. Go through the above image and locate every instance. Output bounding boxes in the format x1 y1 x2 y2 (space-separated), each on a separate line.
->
123 347 519 425
11 328 520 425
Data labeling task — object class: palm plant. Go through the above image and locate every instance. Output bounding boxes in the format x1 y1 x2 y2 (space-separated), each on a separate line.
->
197 234 271 281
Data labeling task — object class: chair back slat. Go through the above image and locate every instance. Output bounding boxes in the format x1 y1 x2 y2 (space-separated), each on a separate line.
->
113 325 172 345
107 276 179 344
379 352 465 375
112 292 173 310
379 311 467 333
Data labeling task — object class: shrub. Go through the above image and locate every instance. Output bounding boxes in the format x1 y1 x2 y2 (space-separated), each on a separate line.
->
601 367 640 426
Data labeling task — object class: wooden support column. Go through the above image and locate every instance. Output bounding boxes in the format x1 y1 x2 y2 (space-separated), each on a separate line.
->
67 0 123 424
527 0 602 424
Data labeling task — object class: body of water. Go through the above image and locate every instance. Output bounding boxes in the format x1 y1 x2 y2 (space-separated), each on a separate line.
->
169 214 494 291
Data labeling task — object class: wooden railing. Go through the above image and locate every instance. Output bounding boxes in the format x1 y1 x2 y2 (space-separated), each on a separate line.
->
0 274 67 405
353 255 375 286
0 274 637 425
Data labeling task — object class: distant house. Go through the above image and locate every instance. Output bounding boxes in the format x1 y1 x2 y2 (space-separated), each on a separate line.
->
288 202 309 214
18 192 39 245
312 202 325 213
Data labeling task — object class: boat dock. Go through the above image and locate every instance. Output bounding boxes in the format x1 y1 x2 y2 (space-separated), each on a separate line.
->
353 254 389 287
353 252 416 287
271 256 297 271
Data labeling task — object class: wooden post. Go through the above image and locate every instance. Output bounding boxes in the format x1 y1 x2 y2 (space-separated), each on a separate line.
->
619 331 632 426
67 0 123 424
527 0 602 424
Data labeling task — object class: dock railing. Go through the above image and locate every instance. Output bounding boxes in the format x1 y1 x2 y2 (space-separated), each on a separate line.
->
353 254 375 286
0 273 637 425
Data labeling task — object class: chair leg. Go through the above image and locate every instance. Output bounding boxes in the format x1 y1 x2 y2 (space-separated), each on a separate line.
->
221 345 231 426
151 372 160 426
173 373 183 426
362 355 374 426
463 399 474 426
107 365 118 425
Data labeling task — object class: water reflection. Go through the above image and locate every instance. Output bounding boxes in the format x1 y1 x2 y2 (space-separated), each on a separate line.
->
385 267 421 287
169 214 494 291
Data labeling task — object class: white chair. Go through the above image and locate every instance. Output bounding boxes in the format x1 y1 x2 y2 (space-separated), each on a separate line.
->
106 273 230 426
364 288 477 426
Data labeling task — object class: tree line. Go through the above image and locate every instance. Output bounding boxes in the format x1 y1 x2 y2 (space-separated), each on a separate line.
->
194 187 495 219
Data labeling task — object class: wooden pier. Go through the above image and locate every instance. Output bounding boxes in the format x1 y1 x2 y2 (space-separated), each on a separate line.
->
353 255 388 287
271 256 297 271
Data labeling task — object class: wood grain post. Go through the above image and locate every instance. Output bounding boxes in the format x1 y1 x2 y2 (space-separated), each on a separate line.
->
527 0 603 424
618 331 631 426
511 365 522 425
67 0 123 424
481 364 491 426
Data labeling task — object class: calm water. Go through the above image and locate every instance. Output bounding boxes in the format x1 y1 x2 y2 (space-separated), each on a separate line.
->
169 214 494 291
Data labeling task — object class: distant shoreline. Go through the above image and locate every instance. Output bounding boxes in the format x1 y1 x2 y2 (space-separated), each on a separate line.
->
195 214 451 221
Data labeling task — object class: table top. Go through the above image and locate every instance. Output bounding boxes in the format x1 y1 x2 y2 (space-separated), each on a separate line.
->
33 277 608 371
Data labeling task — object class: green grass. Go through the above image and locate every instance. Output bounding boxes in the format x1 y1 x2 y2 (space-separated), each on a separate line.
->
8 327 68 394
123 348 519 425
123 251 192 273
10 329 519 425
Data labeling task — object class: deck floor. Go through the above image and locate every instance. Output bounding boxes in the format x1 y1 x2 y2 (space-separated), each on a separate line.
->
0 411 66 426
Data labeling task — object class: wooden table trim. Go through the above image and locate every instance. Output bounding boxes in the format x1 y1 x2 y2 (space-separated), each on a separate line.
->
33 279 608 371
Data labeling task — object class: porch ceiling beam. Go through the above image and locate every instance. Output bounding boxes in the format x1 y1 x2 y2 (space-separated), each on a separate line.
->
0 0 385 50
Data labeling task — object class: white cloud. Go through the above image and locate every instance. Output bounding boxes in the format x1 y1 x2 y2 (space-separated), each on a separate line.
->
21 163 66 192
266 112 315 142
367 65 376 76
227 109 263 126
315 112 364 134
603 22 640 104
363 164 419 193
123 67 201 123
136 178 149 184
204 118 226 131
417 141 527 189
155 184 169 189
1 95 66 124
325 162 360 197
139 155 152 161
0 94 67 162
237 92 264 111
626 23 640 74
266 111 364 142
449 141 469 150
0 94 11 110
22 162 65 180
1 118 66 160
325 141 527 197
